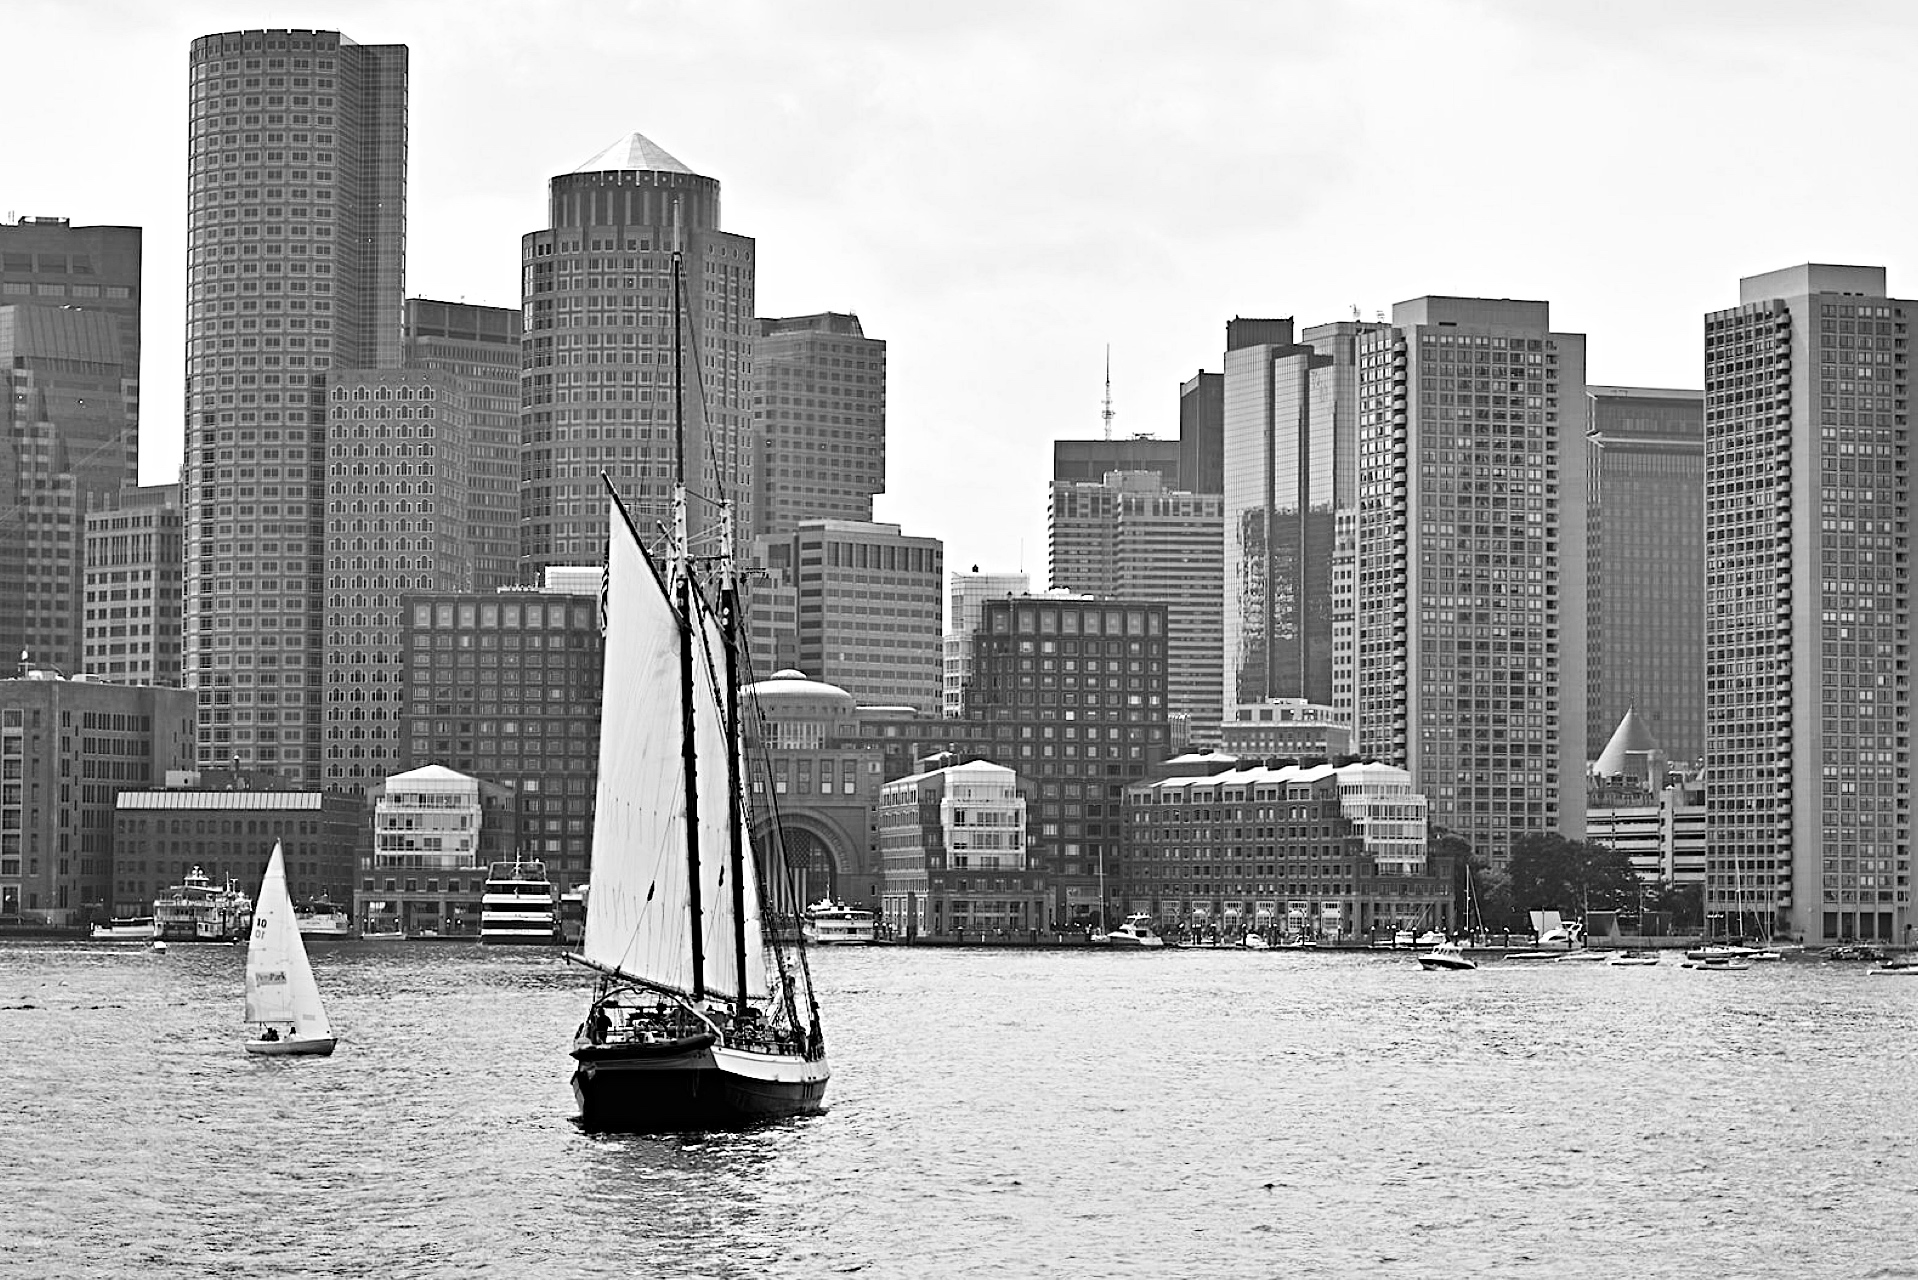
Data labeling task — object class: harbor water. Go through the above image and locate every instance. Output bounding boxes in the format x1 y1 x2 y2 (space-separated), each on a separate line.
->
4 940 1916 1279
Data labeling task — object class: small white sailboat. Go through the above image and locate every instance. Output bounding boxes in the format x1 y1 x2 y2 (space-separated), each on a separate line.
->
244 841 337 1057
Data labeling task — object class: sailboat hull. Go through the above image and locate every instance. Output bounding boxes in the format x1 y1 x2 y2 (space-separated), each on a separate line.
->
244 1035 337 1057
570 1038 828 1131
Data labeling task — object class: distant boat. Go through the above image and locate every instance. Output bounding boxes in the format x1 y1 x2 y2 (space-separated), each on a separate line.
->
480 856 559 945
1102 914 1165 949
154 866 253 942
803 900 877 946
244 841 337 1057
359 920 404 941
1687 955 1751 972
90 916 158 941
1242 932 1270 951
1869 956 1918 976
1607 949 1662 967
294 899 352 940
1418 941 1477 971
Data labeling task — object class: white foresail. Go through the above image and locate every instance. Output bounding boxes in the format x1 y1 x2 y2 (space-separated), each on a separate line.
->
689 594 769 1003
583 501 698 991
245 841 332 1038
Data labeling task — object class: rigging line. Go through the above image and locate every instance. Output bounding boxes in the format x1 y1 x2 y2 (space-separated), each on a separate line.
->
730 634 821 1035
674 265 731 510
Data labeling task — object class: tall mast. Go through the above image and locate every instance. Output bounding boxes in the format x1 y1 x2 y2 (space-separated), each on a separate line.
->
719 498 750 1018
670 203 706 999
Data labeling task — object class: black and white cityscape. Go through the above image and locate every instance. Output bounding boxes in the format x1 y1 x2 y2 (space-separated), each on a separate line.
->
8 9 1918 1278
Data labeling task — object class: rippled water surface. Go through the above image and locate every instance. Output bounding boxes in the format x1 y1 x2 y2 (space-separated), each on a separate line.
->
5 940 1918 1279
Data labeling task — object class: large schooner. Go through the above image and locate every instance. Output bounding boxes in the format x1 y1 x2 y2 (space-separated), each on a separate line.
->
565 235 828 1131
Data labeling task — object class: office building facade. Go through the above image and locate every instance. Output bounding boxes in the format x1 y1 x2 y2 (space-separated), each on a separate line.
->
403 299 523 592
749 520 942 712
1586 386 1705 765
322 368 470 787
1 670 197 924
1179 370 1224 495
183 28 409 784
520 133 756 571
753 312 886 538
1703 265 1911 944
83 483 185 686
0 216 141 447
2 306 135 673
1354 297 1589 867
399 591 601 897
943 568 1029 717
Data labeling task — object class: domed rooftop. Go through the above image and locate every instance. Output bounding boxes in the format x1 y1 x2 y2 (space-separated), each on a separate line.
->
748 669 853 702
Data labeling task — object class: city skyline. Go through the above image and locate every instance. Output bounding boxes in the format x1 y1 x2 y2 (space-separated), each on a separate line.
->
10 0 1918 580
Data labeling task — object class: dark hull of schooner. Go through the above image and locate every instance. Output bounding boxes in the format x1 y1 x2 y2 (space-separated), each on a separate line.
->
570 1036 828 1131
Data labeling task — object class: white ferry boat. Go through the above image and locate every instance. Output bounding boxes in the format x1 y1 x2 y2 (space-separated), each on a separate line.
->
803 900 878 945
480 857 559 945
153 866 254 942
294 899 353 939
90 915 159 941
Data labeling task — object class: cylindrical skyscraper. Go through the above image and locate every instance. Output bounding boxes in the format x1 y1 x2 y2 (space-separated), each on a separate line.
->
182 29 407 784
520 134 756 570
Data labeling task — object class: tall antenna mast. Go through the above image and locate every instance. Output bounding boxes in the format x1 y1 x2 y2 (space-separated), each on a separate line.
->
1102 345 1114 441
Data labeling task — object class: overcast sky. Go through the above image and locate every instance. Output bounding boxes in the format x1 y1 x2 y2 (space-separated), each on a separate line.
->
11 0 1917 585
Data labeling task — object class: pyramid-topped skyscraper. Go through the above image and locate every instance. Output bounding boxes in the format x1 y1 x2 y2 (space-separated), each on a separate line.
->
521 133 756 567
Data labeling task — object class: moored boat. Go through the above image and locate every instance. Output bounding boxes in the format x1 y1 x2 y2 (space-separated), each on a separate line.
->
294 899 352 940
480 856 559 945
1607 949 1662 967
1102 913 1166 949
90 915 158 941
803 900 877 945
153 866 253 941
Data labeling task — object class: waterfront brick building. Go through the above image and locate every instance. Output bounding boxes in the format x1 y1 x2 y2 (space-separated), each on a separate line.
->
1 669 197 924
1123 755 1447 941
876 758 1038 940
113 781 361 918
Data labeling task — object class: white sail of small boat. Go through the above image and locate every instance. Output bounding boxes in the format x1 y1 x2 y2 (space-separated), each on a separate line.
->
244 840 337 1057
565 228 828 1130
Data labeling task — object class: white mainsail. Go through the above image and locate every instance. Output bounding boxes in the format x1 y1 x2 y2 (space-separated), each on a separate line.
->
245 841 332 1039
583 498 768 1003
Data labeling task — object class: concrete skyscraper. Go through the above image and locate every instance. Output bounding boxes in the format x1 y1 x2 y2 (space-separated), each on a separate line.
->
1354 297 1589 867
753 312 886 538
83 483 184 687
183 29 408 784
404 299 523 592
1586 386 1704 766
1178 371 1223 496
1049 471 1223 743
1704 265 1911 946
521 134 756 570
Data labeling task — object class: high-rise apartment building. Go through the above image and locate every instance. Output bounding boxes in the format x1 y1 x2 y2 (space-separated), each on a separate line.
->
0 217 141 446
943 568 1029 717
183 29 408 785
753 312 886 538
1354 297 1589 867
1586 386 1704 765
521 134 756 570
1703 264 1911 945
1 306 135 673
322 368 469 786
404 299 523 591
83 483 184 686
